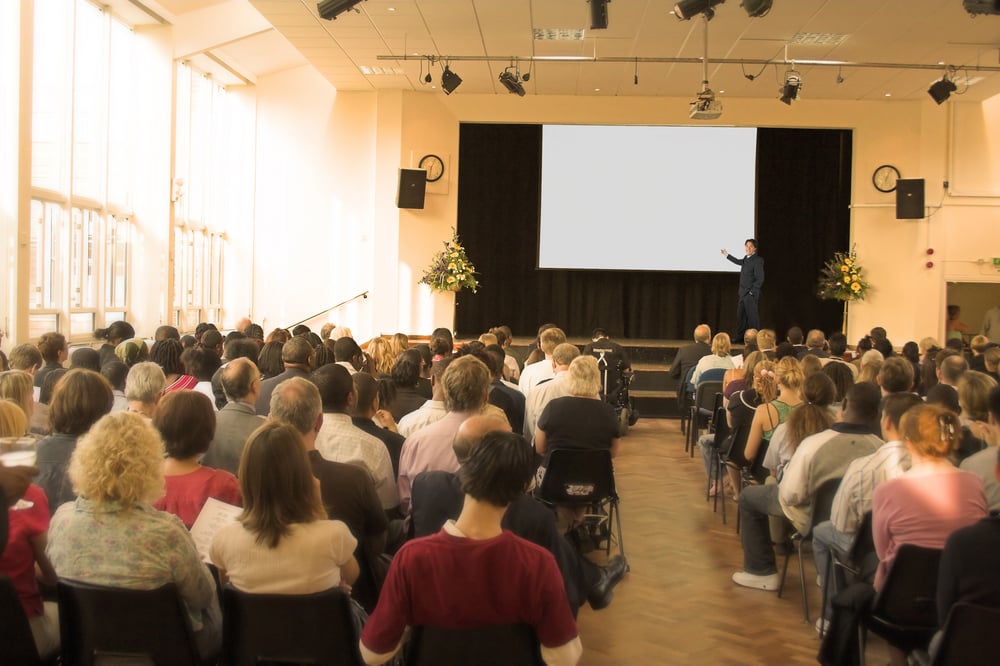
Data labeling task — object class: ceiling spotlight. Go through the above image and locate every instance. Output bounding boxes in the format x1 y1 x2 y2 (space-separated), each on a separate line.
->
740 0 772 17
779 69 801 105
499 69 526 96
928 75 957 104
590 0 610 30
674 0 725 21
441 66 462 94
316 0 365 21
424 71 433 84
690 85 723 120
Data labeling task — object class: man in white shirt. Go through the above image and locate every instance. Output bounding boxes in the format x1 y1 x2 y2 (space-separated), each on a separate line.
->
518 327 567 397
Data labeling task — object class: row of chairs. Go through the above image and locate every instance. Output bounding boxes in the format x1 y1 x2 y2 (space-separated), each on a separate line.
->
2 575 545 665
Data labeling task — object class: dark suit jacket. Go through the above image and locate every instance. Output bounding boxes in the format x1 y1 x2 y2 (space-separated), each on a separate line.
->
669 341 711 381
255 366 312 415
489 380 526 434
726 252 765 298
352 416 405 479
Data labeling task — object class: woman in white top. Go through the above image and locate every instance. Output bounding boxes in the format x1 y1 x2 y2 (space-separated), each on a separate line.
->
691 332 735 384
210 422 359 594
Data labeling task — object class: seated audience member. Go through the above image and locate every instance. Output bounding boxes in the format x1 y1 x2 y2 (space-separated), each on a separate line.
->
582 328 632 397
797 329 829 360
266 328 290 345
152 391 241 528
333 336 366 376
256 340 285 380
428 327 454 362
101 361 129 412
114 337 149 368
723 349 761 400
955 371 998 461
925 350 967 407
984 347 1000 384
900 341 923 394
150 338 197 393
94 320 135 368
410 415 627 613
211 337 260 410
397 356 493 516
351 372 405 479
388 333 409 360
396 357 452 438
202 358 264 475
856 349 884 384
411 343 434 398
774 341 798 361
387 351 426 422
29 368 67 436
0 402 58 658
33 333 67 391
730 329 758 369
762 372 837 482
484 345 525 435
969 334 992 372
878 356 915 396
155 325 180 341
732 382 883 591
366 337 395 377
314 365 399 514
738 357 804 488
209 421 360 597
0 370 37 429
691 333 734 384
755 328 777 359
799 354 823 379
490 324 522 382
519 326 568 396
269 377 388 581
47 412 222 660
669 324 712 402
36 369 114 513
872 403 987 666
124 361 166 420
182 346 221 409
360 430 582 666
960 386 1000 511
200 329 225 359
524 343 580 442
825 332 852 366
255 336 313 416
823 362 855 412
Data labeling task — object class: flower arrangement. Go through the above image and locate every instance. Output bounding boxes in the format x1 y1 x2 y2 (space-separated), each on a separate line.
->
419 228 479 293
817 245 870 302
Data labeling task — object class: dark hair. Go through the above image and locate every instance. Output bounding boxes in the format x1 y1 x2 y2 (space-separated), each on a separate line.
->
201 330 223 351
70 347 101 372
100 360 129 391
291 324 311 337
492 328 509 347
874 338 894 358
881 392 922 432
225 330 247 344
39 368 68 405
413 344 433 371
50 369 113 435
822 362 854 403
224 338 260 365
844 381 882 425
828 332 848 358
459 431 534 507
180 335 197 349
377 378 396 414
945 337 965 353
9 344 42 371
989 385 1000 424
95 321 134 344
390 355 421 388
352 372 378 411
901 341 920 364
429 328 454 357
245 323 264 340
786 327 804 345
856 336 874 353
257 341 285 379
312 363 353 412
182 346 221 381
153 390 216 459
194 322 216 340
238 422 324 548
150 338 186 375
312 340 337 370
591 328 609 339
745 238 758 249
774 342 797 360
333 337 362 363
155 325 181 342
37 332 66 363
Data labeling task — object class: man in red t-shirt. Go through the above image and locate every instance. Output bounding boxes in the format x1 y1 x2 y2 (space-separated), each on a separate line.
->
360 431 581 665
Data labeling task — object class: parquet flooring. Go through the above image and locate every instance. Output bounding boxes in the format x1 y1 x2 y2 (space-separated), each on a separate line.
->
574 418 889 665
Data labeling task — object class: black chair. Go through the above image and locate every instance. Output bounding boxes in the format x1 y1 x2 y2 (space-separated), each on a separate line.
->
687 380 722 456
718 423 751 529
58 579 207 666
678 365 697 436
705 402 730 503
222 585 363 666
862 544 942 658
776 477 842 623
0 574 54 665
406 624 544 666
820 511 876 636
922 602 1000 666
535 447 624 559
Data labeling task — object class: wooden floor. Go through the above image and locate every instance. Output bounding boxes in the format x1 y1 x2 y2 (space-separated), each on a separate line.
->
574 418 889 665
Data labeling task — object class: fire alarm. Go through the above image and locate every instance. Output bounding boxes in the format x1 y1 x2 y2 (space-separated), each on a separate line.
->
926 248 934 255
926 261 934 268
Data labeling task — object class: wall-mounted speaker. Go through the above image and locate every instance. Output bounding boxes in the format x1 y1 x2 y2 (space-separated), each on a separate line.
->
896 178 925 219
397 168 426 209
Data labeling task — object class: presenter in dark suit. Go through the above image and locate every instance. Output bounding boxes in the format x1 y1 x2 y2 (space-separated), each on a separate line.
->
721 239 764 340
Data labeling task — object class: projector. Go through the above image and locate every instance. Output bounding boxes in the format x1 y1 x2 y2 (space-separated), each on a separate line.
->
689 89 723 120
964 0 1000 15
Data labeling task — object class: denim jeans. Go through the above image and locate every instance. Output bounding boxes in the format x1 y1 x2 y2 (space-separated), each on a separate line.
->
738 484 783 574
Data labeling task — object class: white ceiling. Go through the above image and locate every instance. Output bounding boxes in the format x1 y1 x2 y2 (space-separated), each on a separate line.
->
140 0 1000 102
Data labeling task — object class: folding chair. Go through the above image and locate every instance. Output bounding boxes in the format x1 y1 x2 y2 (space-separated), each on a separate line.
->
535 448 625 560
0 574 54 665
58 579 208 666
717 423 751 528
776 477 842 623
919 602 1000 666
407 624 544 666
223 585 363 666
820 512 876 637
687 380 722 456
678 366 696 436
705 402 730 502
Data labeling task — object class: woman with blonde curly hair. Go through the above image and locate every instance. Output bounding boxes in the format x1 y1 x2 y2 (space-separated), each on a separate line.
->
365 337 396 377
46 412 222 660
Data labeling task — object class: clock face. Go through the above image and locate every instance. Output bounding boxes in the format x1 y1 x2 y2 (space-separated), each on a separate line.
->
872 164 901 193
418 154 445 182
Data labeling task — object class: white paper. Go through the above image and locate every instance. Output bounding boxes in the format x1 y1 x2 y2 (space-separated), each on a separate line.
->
189 497 242 564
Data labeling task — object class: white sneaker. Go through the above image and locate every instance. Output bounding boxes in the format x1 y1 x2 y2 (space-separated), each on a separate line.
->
816 574 822 588
814 617 829 636
731 570 781 591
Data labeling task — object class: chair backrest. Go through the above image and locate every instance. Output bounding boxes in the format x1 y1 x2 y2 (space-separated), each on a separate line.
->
406 624 544 666
537 448 616 506
870 544 942 627
222 585 363 666
0 574 43 665
849 511 878 582
721 422 751 462
693 381 722 411
58 579 202 666
806 477 842 535
932 602 1000 666
697 368 727 384
711 405 731 445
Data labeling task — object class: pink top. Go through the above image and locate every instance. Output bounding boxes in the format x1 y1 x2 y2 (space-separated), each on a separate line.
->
0 485 50 616
164 374 199 394
153 466 242 528
872 470 987 589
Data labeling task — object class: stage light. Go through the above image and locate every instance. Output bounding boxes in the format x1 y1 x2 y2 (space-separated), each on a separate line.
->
779 69 801 105
927 76 956 104
689 86 722 119
317 0 365 21
499 69 526 96
590 0 609 29
441 66 462 94
674 0 725 21
740 0 772 17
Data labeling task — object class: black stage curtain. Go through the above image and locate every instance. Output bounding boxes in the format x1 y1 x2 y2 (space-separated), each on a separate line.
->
455 124 851 340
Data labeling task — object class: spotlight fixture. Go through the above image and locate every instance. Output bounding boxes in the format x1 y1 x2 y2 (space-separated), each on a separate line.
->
590 0 610 29
740 0 772 17
690 85 723 120
779 69 801 105
440 66 462 94
674 0 725 21
927 75 957 104
498 69 526 96
424 71 433 84
317 0 365 21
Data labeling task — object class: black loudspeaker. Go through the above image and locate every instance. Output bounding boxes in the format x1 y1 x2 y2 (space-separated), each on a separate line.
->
896 178 925 219
590 0 609 29
397 168 426 209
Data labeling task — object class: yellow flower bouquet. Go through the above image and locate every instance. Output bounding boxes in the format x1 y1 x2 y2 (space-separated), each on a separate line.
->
818 245 870 302
420 228 480 293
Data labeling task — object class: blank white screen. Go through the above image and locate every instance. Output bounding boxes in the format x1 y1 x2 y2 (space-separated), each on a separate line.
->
538 125 758 272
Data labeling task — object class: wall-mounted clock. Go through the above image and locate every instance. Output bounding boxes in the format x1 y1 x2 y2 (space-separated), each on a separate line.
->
872 164 901 193
418 154 445 182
